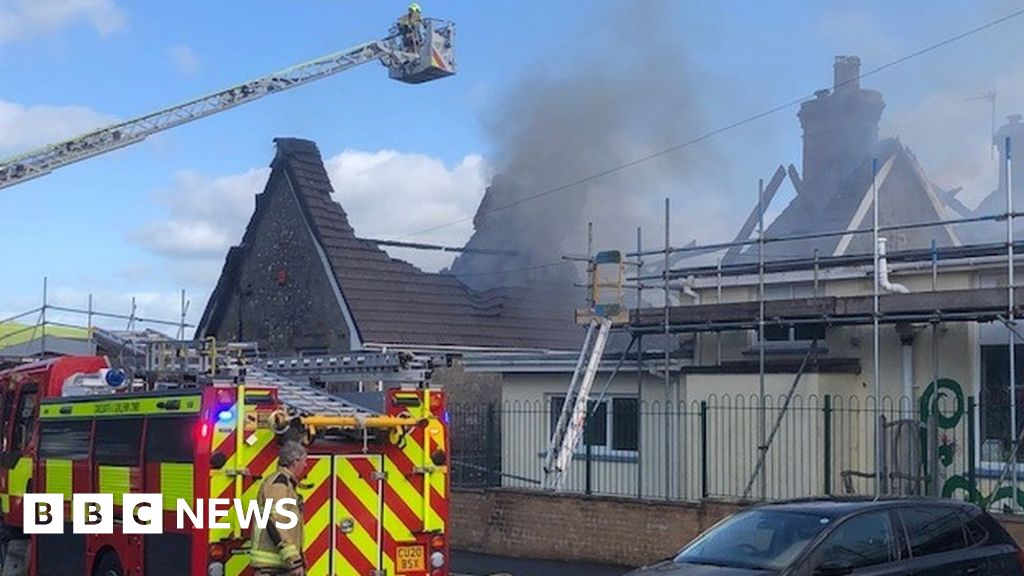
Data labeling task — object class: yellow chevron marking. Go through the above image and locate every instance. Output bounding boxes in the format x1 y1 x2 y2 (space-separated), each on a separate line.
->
334 553 357 576
45 459 72 500
335 457 382 570
430 460 448 531
210 422 236 542
225 552 248 576
298 456 332 570
306 547 329 576
383 456 422 539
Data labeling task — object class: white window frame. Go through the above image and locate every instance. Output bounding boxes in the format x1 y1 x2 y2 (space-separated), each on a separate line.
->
547 393 639 458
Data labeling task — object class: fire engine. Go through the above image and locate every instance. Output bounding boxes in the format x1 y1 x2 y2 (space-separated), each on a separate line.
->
0 344 451 576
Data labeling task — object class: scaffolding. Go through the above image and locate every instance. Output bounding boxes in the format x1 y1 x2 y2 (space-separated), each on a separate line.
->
0 279 194 363
619 137 1020 506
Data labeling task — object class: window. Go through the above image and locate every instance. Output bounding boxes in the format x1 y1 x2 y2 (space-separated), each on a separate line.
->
13 387 38 451
145 417 197 463
899 507 967 557
549 396 638 452
962 513 988 546
550 397 605 447
95 419 143 467
813 512 894 569
39 421 92 460
0 392 11 453
676 510 832 571
980 341 1024 463
611 398 639 451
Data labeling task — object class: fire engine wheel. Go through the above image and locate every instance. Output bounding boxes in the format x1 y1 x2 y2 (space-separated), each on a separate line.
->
92 552 124 576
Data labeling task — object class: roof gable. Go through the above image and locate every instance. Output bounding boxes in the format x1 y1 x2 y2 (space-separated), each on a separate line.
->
728 139 960 263
200 138 582 352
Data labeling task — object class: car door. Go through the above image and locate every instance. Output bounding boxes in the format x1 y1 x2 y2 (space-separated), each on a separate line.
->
894 506 988 576
797 510 910 576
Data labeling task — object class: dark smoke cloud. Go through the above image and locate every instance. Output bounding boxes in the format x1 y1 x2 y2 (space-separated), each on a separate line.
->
449 0 735 292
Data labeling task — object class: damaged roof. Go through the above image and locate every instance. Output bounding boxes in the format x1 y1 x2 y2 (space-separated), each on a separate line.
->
727 139 960 263
199 138 582 352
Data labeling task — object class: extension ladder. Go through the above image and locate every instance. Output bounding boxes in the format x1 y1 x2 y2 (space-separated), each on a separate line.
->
542 316 613 490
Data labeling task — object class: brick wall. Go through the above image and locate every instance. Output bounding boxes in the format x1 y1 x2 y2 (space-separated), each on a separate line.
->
451 488 740 567
433 359 502 406
451 488 1024 568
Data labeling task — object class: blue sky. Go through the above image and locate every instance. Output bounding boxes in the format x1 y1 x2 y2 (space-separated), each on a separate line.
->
1 0 1022 332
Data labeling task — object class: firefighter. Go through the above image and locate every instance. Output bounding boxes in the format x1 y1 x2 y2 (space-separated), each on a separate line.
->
397 2 423 52
251 441 309 576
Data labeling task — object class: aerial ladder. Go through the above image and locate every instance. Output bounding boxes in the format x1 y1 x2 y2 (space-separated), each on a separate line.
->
543 250 629 490
0 14 456 190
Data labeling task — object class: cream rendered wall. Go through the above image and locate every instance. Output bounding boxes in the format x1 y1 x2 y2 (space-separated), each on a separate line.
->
500 371 685 499
498 267 988 501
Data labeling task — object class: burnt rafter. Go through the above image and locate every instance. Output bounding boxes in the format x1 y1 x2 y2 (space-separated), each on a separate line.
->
630 287 1024 334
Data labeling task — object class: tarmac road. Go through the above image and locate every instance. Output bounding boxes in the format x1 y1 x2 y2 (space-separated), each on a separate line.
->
451 551 633 576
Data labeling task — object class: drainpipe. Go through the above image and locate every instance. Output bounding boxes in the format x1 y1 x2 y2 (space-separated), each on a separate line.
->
682 276 700 365
878 238 910 294
900 333 914 420
681 275 701 304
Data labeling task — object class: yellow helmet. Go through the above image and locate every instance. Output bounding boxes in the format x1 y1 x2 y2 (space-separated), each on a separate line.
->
409 2 422 13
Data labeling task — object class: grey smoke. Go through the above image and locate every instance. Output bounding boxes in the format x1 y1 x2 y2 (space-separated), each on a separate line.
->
449 1 734 292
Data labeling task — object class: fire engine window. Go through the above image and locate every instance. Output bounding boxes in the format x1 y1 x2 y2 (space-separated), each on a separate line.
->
145 417 197 463
39 421 92 461
0 392 12 452
95 419 143 467
13 387 38 452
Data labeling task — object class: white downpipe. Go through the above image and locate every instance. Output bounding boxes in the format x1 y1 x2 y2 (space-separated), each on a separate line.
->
901 341 914 419
682 275 701 304
878 238 910 294
682 275 701 368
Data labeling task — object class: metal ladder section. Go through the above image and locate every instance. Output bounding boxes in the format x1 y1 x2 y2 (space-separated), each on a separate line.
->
243 365 374 417
542 317 613 490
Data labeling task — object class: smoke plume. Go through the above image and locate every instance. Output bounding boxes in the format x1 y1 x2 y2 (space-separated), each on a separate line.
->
448 1 733 292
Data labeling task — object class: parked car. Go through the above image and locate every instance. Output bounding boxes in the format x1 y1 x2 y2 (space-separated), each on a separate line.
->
623 498 1024 575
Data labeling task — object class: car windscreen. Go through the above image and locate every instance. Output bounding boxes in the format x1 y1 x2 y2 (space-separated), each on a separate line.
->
676 509 833 571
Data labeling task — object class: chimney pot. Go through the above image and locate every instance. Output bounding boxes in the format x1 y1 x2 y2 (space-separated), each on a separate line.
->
834 55 861 93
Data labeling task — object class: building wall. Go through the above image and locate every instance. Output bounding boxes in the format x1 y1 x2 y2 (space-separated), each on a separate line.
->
494 266 988 502
501 371 680 499
208 170 352 354
450 488 1024 568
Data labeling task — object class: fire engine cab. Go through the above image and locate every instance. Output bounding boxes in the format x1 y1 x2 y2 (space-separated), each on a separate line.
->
0 347 451 576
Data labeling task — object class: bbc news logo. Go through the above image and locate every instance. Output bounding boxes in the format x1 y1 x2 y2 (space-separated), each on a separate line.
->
24 494 299 534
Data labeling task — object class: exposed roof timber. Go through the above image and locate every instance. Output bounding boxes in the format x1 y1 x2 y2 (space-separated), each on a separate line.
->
724 165 787 260
630 286 1024 334
906 153 962 247
787 164 803 196
833 156 896 256
640 240 1024 282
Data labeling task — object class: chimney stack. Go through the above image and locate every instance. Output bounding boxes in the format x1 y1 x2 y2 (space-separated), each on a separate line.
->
798 55 885 207
833 55 861 93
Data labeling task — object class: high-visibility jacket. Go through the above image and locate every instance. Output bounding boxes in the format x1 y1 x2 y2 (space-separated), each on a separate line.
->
250 468 305 573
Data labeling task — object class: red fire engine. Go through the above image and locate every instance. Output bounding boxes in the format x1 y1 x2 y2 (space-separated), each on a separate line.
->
0 351 451 576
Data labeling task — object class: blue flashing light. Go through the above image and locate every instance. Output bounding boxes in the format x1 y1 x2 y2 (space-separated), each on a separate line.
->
217 409 234 422
104 368 127 387
442 410 450 425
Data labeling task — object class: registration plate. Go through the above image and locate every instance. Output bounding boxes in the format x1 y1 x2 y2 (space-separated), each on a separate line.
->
396 545 425 572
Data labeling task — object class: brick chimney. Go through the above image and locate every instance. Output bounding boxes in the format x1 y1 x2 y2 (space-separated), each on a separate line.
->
798 56 885 206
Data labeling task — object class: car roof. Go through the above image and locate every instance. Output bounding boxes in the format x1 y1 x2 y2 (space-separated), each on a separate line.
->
747 497 977 518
